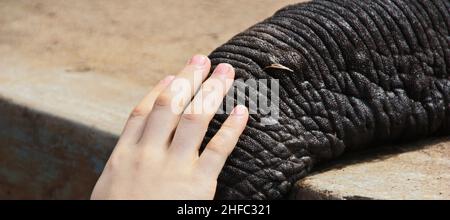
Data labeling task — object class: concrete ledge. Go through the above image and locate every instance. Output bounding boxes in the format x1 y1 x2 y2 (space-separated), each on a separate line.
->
2 66 448 199
0 59 149 135
292 138 450 200
0 58 148 199
1 63 449 199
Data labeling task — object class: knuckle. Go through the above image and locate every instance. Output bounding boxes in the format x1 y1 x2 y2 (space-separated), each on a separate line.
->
206 142 228 157
130 106 147 118
106 154 120 171
154 92 172 107
105 147 131 171
221 122 237 132
209 130 234 155
181 112 202 122
218 129 234 144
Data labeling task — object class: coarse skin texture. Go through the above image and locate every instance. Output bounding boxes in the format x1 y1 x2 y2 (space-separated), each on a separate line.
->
203 0 450 199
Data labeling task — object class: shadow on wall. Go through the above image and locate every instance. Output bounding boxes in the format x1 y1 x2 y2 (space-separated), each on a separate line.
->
0 99 117 199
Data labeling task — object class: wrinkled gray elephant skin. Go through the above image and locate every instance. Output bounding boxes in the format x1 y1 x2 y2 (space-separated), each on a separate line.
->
203 0 450 199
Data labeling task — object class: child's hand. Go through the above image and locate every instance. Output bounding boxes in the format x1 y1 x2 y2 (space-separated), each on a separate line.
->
91 55 249 200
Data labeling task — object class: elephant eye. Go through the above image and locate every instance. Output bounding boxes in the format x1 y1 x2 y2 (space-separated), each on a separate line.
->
263 63 294 73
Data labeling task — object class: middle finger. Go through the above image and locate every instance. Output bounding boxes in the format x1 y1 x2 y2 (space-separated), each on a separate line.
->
139 55 211 148
169 63 235 160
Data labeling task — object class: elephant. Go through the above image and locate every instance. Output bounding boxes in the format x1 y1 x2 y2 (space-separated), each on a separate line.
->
202 0 450 199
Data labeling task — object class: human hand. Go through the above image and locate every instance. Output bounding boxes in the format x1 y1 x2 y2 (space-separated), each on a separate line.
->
91 55 249 200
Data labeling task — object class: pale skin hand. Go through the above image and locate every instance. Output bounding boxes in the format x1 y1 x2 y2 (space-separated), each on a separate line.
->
91 55 249 200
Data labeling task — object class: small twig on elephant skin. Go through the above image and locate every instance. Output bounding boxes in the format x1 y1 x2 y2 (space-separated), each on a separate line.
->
263 63 294 73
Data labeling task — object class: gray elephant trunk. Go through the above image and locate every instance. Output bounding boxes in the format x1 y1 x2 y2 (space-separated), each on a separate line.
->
203 0 450 199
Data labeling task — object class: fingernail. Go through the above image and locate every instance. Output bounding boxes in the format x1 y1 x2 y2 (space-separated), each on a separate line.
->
231 105 247 116
188 55 207 66
161 75 175 84
213 63 231 77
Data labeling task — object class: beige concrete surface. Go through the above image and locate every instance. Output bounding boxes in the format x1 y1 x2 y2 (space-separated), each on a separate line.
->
0 0 299 87
294 138 450 200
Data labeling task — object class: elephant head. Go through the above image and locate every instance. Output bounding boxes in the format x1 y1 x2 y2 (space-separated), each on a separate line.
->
202 0 450 199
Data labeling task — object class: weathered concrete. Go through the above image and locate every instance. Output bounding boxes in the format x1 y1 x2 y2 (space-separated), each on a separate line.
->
0 62 137 198
293 138 450 200
0 0 448 199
